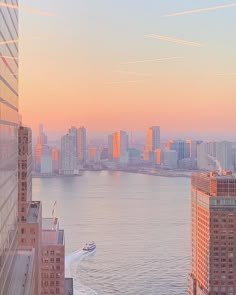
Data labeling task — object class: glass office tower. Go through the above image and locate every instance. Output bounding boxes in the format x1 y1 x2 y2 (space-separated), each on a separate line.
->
0 1 19 291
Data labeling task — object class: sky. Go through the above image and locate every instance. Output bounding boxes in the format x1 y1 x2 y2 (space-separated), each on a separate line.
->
19 0 236 137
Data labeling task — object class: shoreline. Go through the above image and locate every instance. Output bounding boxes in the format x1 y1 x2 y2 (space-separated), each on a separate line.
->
33 168 192 179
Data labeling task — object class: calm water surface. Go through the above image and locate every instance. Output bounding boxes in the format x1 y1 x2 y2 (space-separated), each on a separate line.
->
33 171 191 295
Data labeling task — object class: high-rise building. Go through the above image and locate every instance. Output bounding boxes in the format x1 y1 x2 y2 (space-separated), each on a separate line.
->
189 171 236 295
89 146 100 163
144 126 160 162
166 139 190 161
155 149 162 165
0 2 20 292
187 140 201 169
78 126 86 164
38 124 47 145
162 149 178 169
41 218 65 295
40 145 53 175
60 127 79 175
18 126 42 294
18 126 33 221
35 125 48 172
52 147 60 174
112 130 129 160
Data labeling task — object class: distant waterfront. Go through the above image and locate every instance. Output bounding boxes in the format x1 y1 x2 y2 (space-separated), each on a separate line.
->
33 166 193 179
33 171 191 295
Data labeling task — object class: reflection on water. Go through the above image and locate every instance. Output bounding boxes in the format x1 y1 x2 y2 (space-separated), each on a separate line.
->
33 171 191 295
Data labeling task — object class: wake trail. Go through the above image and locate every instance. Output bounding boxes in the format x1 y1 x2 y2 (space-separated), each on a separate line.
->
65 249 98 295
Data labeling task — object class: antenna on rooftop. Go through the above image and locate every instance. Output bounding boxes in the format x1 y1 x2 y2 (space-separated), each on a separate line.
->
52 201 57 229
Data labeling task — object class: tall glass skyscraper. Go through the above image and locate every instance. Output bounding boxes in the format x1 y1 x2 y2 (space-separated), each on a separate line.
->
0 1 19 291
144 126 161 162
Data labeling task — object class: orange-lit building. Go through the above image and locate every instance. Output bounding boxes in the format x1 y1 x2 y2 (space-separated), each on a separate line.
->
155 149 162 165
144 126 160 162
52 148 60 173
35 125 48 172
112 130 129 160
189 171 236 295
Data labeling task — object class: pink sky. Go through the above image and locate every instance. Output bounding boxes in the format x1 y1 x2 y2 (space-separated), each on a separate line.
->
19 0 236 134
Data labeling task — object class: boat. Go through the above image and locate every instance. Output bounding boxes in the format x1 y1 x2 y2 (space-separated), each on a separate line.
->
83 241 96 252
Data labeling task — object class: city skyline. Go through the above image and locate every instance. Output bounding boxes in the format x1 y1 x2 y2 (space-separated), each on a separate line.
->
19 0 236 133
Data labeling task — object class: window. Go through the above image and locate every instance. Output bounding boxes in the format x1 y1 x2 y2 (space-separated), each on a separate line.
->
30 228 35 234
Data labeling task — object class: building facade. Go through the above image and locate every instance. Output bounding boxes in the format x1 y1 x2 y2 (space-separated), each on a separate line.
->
166 139 190 161
0 1 19 292
60 127 79 175
52 148 59 174
40 145 53 175
18 126 32 221
111 130 129 160
144 126 161 162
189 171 236 295
41 218 65 295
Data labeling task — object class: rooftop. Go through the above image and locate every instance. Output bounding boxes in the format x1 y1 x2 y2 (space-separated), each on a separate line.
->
42 217 59 231
42 229 64 246
42 218 64 246
27 201 41 223
192 171 236 197
7 250 35 295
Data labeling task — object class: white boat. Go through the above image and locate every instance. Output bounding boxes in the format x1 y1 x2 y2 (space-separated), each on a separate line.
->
83 241 96 252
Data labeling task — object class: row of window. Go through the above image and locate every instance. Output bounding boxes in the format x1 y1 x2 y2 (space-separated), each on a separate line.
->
43 258 61 263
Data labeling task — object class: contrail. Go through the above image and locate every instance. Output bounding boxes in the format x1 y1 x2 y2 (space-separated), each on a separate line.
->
217 72 236 76
145 34 204 47
162 3 236 17
113 70 151 77
0 2 55 16
121 56 184 65
106 80 145 85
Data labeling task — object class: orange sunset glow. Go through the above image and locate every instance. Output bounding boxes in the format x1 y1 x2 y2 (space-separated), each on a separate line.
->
18 0 236 134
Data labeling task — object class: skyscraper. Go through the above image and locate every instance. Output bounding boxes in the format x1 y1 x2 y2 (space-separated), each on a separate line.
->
112 130 129 160
18 126 33 221
166 139 190 161
78 126 86 164
35 124 48 172
18 126 43 295
144 126 160 162
0 2 19 291
60 127 79 175
189 171 236 295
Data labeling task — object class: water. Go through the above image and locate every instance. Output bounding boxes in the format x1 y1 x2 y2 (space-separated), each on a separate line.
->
33 171 191 295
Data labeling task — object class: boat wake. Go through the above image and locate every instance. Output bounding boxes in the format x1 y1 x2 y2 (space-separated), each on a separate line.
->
65 249 98 295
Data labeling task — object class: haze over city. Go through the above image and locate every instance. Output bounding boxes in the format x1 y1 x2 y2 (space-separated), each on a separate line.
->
1 1 236 295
